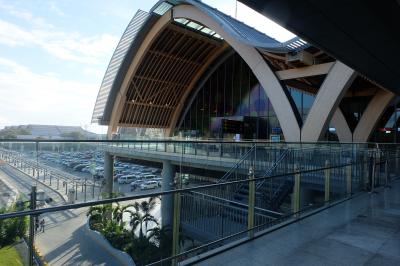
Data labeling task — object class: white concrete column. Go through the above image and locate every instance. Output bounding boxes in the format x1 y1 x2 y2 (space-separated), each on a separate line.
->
353 89 395 142
104 152 114 196
161 160 175 228
302 61 356 142
331 109 353 142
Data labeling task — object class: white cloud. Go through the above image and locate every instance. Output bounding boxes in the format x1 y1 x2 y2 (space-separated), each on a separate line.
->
0 1 119 65
0 20 36 46
48 2 65 17
0 18 118 64
0 57 98 127
0 1 54 29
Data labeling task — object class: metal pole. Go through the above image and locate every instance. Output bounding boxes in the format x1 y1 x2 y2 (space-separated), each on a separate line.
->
385 159 390 188
324 160 330 203
293 164 301 218
371 155 376 193
29 186 37 266
247 166 255 238
84 179 87 202
35 142 39 186
346 159 352 197
171 192 181 266
75 182 78 200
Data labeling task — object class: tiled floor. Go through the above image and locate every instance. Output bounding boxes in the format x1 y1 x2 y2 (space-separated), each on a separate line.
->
197 181 400 266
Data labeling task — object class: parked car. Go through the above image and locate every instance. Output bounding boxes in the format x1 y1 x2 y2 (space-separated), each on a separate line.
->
140 181 158 190
118 174 137 184
130 180 144 191
153 178 162 187
142 174 157 180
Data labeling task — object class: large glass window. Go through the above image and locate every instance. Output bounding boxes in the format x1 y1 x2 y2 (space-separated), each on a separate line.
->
177 53 288 140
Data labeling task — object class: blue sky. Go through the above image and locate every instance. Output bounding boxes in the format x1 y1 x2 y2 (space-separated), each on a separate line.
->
0 0 294 133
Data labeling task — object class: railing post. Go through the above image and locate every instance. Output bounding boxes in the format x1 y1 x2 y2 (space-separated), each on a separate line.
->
247 166 255 238
29 186 37 266
293 164 300 218
172 192 181 266
84 180 87 202
385 159 390 187
324 160 330 203
75 182 78 200
346 158 352 196
371 154 376 193
363 153 369 190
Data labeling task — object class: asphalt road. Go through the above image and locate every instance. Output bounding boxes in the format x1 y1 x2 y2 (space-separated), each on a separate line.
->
0 164 121 265
0 165 64 205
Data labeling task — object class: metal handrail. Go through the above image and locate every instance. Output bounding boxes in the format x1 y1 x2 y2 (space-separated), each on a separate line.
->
0 158 376 220
217 144 255 183
187 191 283 217
256 148 290 190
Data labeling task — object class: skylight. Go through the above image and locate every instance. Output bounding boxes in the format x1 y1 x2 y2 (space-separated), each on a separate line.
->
174 18 224 40
153 2 173 15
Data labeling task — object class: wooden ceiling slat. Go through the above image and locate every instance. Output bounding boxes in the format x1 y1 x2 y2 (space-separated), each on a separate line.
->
120 22 221 128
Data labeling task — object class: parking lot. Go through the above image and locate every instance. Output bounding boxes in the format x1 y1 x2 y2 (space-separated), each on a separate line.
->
21 149 163 198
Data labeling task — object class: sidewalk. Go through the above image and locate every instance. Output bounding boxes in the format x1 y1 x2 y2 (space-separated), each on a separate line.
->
35 208 118 266
0 164 122 265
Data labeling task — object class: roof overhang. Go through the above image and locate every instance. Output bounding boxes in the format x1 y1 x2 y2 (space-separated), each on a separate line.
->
239 0 400 94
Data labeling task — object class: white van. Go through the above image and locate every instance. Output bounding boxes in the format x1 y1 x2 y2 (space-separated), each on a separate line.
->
140 181 158 190
118 174 137 184
142 174 156 180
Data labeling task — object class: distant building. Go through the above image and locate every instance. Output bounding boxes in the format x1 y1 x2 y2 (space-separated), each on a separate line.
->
0 125 99 140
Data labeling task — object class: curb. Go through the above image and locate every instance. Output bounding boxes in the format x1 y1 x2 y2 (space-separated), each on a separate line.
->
34 245 49 266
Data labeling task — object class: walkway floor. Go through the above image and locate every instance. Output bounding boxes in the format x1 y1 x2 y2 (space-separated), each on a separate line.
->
198 181 400 266
36 208 117 266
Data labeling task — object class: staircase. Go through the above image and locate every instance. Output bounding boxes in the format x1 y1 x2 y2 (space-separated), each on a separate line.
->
233 148 293 212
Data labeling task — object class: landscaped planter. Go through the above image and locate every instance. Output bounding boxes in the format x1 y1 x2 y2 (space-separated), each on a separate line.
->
84 220 135 266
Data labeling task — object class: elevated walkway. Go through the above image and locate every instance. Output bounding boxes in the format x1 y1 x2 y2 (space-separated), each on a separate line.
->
194 180 400 266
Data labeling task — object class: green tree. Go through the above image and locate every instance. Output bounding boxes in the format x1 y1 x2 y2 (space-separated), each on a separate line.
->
0 204 28 248
60 131 86 140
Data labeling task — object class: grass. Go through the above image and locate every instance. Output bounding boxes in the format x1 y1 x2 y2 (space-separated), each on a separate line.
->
0 245 24 266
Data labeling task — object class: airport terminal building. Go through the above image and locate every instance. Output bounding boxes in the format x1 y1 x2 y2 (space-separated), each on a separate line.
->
92 0 400 143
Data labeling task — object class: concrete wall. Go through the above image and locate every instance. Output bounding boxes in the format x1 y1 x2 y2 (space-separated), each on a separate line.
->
84 220 135 266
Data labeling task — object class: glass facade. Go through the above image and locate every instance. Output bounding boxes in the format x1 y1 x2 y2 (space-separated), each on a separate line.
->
177 53 318 140
177 53 283 140
288 88 315 123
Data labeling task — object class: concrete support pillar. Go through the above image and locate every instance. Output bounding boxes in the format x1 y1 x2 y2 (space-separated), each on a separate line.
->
161 160 175 228
353 89 395 142
301 61 356 141
104 152 114 197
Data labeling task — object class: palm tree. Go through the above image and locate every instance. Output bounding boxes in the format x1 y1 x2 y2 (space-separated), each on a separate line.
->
128 202 158 237
138 197 157 232
87 205 113 231
112 202 134 227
